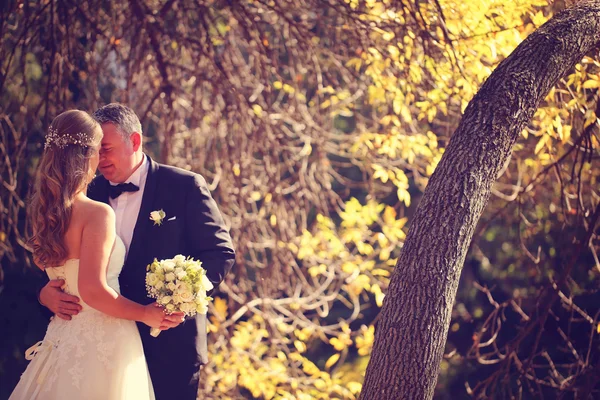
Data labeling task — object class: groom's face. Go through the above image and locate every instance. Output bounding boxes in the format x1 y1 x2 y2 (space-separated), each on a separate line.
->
98 123 139 183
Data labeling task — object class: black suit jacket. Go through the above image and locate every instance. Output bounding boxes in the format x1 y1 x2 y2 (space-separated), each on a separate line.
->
87 156 235 397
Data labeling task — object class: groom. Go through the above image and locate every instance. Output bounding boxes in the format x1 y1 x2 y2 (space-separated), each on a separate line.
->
39 103 235 399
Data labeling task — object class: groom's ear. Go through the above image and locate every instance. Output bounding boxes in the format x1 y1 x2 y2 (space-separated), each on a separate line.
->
131 132 142 152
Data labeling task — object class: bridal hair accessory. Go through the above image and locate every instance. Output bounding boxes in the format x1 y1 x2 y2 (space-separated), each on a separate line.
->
44 126 93 150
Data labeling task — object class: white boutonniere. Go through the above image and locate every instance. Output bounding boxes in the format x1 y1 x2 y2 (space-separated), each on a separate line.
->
150 210 166 226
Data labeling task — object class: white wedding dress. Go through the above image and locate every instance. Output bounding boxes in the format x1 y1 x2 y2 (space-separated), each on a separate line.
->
10 237 154 400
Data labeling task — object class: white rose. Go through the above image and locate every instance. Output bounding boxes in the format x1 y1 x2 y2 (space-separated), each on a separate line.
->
177 288 194 303
200 274 214 291
180 302 194 314
165 272 175 282
172 293 183 304
165 303 175 312
176 270 187 280
174 255 186 263
175 282 192 297
150 210 166 225
162 261 175 272
160 296 172 305
167 282 177 291
154 281 164 290
146 273 159 286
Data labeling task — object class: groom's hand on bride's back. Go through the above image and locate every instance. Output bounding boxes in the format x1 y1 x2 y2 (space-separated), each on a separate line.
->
39 279 82 320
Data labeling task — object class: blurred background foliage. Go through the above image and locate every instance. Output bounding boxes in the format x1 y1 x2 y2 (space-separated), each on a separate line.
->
1 0 599 399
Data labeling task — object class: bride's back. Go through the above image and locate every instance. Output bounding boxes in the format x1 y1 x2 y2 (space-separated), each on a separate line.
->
60 197 106 264
46 198 126 312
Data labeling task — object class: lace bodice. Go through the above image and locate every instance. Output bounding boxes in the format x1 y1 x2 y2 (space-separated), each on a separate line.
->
45 237 126 312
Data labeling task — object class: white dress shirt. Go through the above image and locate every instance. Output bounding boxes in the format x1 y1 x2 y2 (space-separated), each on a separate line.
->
108 155 149 259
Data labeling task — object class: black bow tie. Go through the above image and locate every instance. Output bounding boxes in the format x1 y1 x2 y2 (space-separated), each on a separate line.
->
109 182 140 199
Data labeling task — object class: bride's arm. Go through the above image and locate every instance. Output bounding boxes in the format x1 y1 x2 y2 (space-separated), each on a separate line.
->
78 203 164 328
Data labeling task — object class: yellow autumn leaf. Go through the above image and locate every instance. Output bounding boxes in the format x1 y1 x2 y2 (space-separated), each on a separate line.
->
393 96 402 115
346 57 363 72
347 274 371 295
373 166 389 183
379 247 391 261
582 79 600 89
251 104 263 117
308 264 326 277
250 191 261 201
283 83 295 93
400 104 413 122
397 187 411 207
383 205 396 223
356 324 375 356
330 334 352 351
213 297 228 319
534 135 550 155
531 11 547 27
209 297 228 328
324 353 340 369
296 92 307 102
342 261 357 274
372 268 391 277
382 31 395 41
294 340 307 353
371 284 385 307
387 45 399 59
301 358 320 376
347 382 362 394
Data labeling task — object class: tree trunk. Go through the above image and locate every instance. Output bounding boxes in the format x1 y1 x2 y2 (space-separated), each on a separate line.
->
360 3 600 400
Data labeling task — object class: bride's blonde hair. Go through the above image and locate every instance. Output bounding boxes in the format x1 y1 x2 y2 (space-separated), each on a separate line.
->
29 110 103 268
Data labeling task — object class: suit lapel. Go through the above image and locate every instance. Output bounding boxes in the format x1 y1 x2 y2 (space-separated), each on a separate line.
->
127 156 159 264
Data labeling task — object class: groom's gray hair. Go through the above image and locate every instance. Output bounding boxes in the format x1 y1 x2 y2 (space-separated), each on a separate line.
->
92 103 143 139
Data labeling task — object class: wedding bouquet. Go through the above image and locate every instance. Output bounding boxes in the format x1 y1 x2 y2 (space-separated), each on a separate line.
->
145 255 214 337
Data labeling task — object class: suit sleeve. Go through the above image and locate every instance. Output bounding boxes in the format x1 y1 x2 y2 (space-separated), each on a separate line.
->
185 174 235 293
36 269 54 320
86 176 106 203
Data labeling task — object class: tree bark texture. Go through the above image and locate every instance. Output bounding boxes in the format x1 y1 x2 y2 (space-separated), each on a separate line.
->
360 3 600 400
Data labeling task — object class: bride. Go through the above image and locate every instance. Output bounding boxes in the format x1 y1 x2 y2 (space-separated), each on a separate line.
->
10 110 164 399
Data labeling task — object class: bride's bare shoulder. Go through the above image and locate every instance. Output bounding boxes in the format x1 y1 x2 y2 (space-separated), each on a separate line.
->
74 198 115 226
